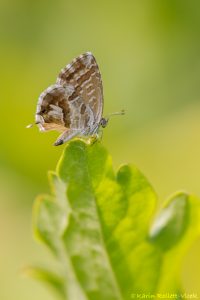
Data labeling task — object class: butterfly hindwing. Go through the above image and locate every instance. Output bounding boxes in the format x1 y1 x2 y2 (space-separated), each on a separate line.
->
35 84 73 132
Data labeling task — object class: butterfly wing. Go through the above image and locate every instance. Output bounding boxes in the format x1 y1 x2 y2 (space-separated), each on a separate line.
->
35 52 103 138
56 52 104 129
35 84 73 132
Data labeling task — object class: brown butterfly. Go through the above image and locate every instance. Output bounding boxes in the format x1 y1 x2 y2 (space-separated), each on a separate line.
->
27 52 124 146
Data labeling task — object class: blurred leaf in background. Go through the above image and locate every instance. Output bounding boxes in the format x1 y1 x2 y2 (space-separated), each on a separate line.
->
0 1 200 300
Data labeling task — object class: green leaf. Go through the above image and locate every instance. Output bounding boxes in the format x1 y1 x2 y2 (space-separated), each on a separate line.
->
24 266 66 299
149 192 189 251
31 140 200 300
33 195 67 256
149 192 200 293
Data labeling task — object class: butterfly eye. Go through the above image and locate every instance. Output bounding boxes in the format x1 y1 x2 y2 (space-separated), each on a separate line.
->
100 118 108 128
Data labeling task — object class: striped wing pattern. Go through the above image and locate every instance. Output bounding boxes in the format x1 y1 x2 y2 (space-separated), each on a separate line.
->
35 52 103 137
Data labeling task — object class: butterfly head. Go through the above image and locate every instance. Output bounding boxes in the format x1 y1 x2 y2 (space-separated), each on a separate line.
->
100 117 109 128
100 110 125 129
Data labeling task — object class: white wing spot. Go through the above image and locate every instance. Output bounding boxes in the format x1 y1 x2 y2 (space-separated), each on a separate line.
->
87 89 95 96
89 96 96 103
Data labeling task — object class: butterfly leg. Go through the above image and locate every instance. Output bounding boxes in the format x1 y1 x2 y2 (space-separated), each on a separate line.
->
89 130 103 144
54 129 82 146
87 124 103 145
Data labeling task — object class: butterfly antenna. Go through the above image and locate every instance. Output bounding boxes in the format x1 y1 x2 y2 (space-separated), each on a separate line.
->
107 109 125 118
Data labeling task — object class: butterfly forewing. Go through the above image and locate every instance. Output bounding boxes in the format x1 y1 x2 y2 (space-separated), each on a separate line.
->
56 52 103 127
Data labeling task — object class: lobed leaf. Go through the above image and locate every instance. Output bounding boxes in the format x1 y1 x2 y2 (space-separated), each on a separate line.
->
30 140 200 300
24 266 66 299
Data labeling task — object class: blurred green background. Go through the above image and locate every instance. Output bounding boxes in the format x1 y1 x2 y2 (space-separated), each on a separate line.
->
0 0 200 299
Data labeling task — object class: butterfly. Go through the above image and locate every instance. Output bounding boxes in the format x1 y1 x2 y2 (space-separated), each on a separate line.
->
27 52 124 146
